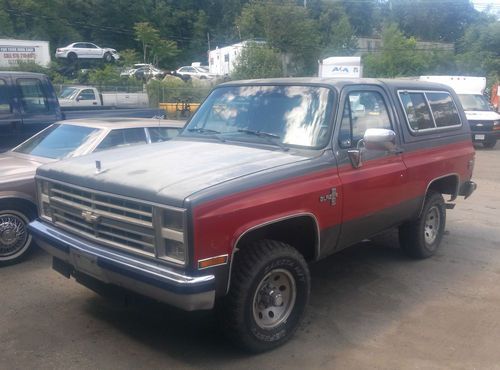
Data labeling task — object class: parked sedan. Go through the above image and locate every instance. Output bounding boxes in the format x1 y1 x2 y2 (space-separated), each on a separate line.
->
175 66 217 80
55 42 120 62
0 118 185 266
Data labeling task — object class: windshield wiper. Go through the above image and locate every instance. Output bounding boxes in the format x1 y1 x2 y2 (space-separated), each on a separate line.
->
237 129 289 151
187 127 225 142
188 127 221 134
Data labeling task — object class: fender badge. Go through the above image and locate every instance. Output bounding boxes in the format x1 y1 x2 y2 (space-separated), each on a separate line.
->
95 160 102 173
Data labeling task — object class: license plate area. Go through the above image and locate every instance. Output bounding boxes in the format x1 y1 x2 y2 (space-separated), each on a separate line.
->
474 134 485 140
70 249 108 282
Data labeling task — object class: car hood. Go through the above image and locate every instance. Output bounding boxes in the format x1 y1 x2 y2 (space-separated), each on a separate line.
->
465 110 500 121
0 153 51 183
37 140 309 208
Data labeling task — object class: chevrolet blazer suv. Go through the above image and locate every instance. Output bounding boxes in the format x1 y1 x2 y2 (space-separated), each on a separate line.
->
29 78 477 352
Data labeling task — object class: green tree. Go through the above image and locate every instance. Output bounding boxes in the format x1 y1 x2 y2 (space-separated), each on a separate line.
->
456 21 500 81
237 1 320 76
231 42 283 79
134 22 179 67
363 24 428 77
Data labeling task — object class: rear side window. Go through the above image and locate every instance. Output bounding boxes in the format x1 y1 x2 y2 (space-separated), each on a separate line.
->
0 79 11 113
399 90 461 133
95 128 147 151
426 92 461 127
17 78 49 113
399 92 434 130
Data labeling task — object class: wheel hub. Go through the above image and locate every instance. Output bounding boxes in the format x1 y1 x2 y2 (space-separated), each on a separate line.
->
0 214 28 256
252 269 296 329
424 206 440 245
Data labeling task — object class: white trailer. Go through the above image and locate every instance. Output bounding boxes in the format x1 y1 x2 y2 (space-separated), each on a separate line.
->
0 39 51 68
318 56 362 78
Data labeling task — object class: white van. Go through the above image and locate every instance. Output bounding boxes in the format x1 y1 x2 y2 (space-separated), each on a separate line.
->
420 76 500 148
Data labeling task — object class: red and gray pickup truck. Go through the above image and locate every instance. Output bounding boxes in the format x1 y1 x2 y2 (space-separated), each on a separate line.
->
29 78 476 352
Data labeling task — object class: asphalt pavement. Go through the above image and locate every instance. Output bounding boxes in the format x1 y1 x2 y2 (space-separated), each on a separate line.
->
1 145 499 370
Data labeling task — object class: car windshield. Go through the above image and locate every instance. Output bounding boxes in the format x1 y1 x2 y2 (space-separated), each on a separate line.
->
58 87 79 99
13 124 101 159
458 94 492 111
183 85 334 149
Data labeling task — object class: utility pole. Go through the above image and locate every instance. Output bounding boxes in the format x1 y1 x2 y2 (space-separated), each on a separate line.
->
303 0 307 8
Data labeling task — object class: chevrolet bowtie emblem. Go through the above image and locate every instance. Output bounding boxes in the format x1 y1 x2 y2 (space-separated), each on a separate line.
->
81 210 101 224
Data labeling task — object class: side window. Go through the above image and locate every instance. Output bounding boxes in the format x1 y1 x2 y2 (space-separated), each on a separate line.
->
339 91 392 148
78 89 96 100
0 79 12 113
426 92 461 128
399 92 434 131
17 78 49 113
148 127 180 143
399 91 461 132
73 43 84 48
95 128 147 151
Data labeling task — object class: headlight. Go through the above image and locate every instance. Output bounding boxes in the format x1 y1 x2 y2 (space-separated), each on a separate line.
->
36 179 52 221
493 120 500 130
156 208 186 264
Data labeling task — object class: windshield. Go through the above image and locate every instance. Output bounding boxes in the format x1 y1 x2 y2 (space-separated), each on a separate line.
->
183 85 334 149
458 94 492 111
58 87 79 100
13 124 100 159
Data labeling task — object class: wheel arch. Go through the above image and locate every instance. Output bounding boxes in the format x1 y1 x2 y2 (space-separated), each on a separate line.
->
226 212 320 294
0 195 37 219
419 173 459 216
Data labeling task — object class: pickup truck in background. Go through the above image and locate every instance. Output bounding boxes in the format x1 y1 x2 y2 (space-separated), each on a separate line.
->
58 86 149 109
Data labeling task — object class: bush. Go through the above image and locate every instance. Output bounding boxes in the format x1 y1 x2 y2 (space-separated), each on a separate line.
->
146 76 212 106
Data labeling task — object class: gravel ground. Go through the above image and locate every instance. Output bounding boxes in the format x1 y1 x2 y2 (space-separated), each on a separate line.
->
1 144 499 370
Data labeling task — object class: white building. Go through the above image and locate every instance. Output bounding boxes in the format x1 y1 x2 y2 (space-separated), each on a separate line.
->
208 40 265 76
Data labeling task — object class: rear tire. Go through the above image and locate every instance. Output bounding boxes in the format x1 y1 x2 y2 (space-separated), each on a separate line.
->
399 191 446 259
67 52 77 62
220 240 310 353
0 203 36 266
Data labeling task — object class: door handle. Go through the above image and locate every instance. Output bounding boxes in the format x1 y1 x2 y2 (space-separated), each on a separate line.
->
391 147 404 155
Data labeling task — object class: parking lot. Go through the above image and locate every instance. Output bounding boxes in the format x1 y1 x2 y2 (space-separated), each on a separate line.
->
1 145 499 369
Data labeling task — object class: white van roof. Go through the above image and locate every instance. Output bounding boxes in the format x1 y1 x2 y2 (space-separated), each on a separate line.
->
419 76 486 95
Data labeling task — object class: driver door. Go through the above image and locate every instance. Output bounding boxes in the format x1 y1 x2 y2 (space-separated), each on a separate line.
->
335 86 408 250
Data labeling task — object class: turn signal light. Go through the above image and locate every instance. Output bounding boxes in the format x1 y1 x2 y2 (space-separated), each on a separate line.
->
198 255 228 269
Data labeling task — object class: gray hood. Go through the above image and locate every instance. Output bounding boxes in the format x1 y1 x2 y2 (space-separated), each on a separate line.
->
37 140 308 207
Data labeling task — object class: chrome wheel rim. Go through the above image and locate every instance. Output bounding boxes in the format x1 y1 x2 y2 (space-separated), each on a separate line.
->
252 268 296 329
0 212 29 258
424 206 440 245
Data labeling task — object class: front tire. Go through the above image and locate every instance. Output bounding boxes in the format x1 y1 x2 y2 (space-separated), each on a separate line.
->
0 206 35 266
220 240 310 353
399 191 446 259
104 52 113 63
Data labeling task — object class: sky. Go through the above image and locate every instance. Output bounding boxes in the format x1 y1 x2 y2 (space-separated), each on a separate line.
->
472 0 500 12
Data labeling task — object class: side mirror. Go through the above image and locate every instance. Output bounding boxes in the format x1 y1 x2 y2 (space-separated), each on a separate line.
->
76 96 81 102
347 128 397 169
363 128 396 151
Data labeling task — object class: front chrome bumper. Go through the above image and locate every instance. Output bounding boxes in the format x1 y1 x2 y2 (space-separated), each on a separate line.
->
29 220 215 311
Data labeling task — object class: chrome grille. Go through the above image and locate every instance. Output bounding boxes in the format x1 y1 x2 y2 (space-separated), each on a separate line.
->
46 182 155 256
